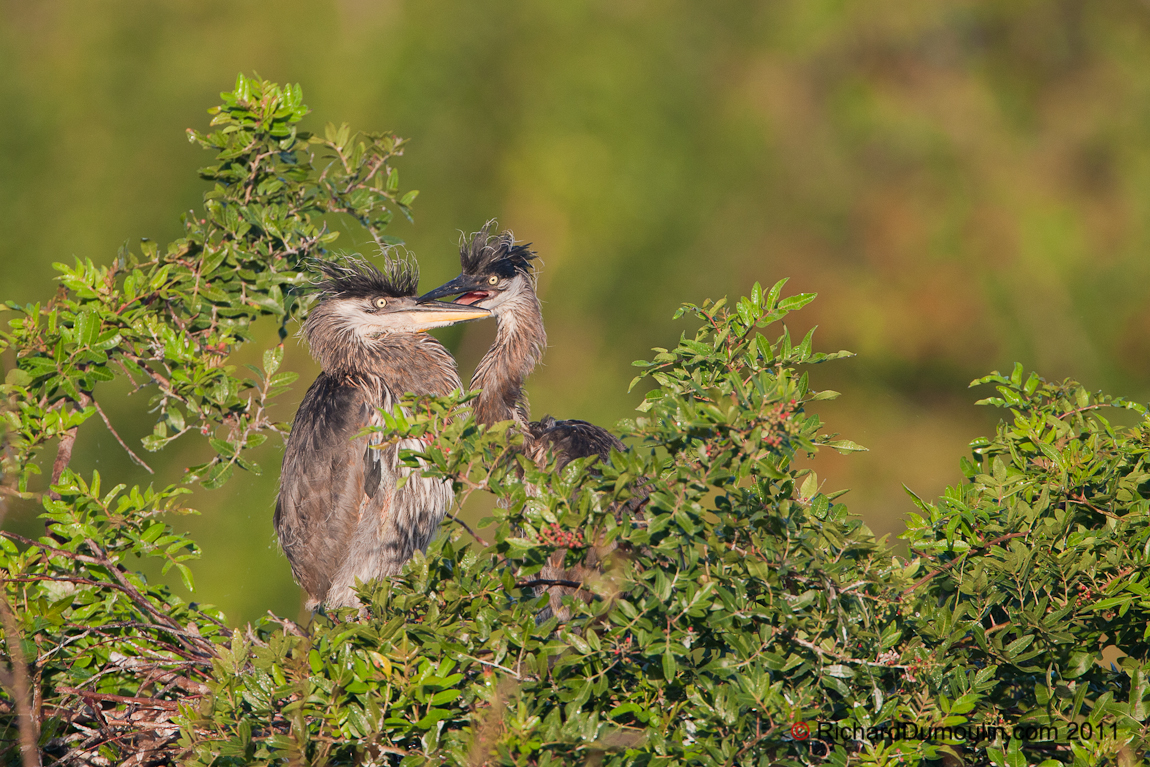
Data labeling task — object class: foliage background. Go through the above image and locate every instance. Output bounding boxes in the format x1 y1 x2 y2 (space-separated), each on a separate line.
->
3 0 1150 625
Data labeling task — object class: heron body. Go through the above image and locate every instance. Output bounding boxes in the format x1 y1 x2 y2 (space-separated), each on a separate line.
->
419 225 628 619
274 258 489 611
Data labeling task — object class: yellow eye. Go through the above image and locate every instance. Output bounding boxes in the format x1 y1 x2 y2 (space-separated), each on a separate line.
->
373 297 387 309
488 275 499 285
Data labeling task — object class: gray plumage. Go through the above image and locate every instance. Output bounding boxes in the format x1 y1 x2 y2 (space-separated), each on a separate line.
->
419 224 631 620
274 257 489 610
420 224 625 462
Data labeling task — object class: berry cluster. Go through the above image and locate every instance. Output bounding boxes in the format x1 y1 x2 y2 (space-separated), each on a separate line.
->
901 653 935 685
538 523 586 549
612 634 635 657
1074 582 1095 608
762 399 798 449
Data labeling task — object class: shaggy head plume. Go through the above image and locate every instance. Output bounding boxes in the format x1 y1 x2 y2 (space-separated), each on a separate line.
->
313 254 419 301
459 221 537 280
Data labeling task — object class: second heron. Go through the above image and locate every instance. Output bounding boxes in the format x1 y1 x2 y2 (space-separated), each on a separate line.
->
418 224 631 619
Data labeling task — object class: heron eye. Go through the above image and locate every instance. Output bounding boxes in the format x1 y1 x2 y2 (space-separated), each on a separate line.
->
488 275 499 285
373 297 387 309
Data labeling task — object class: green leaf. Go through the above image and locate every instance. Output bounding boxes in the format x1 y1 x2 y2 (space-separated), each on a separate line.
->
825 439 867 453
778 292 816 312
263 345 283 376
209 438 237 458
75 309 99 346
415 708 454 729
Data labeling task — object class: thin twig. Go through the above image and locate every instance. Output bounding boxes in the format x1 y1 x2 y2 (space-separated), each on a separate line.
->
460 656 523 680
784 631 910 670
0 530 107 567
446 512 489 547
91 399 153 474
1068 493 1123 520
56 686 182 710
1055 403 1109 421
265 611 308 637
517 578 583 590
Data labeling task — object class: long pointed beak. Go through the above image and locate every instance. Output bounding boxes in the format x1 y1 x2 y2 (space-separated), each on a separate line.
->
397 300 490 330
418 275 479 304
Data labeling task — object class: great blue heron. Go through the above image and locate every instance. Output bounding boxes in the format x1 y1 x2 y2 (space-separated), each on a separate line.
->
417 225 624 463
274 257 490 611
418 224 628 619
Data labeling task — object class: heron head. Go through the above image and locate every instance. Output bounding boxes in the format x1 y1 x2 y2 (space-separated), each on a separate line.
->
416 222 537 314
305 257 490 353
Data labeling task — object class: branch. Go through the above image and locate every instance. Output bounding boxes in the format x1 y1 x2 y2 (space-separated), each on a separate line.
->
1 540 218 662
784 631 909 670
92 398 153 474
49 392 92 501
517 578 584 590
0 589 41 767
55 686 181 711
1 575 211 651
446 512 489 547
902 532 1028 596
81 538 214 657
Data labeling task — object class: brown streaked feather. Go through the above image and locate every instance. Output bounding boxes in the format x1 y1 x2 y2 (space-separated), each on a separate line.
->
274 374 377 608
528 416 625 470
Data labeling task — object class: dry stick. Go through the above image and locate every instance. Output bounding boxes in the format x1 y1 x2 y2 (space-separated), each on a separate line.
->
55 687 180 711
48 391 94 503
0 590 41 767
81 539 214 658
1 575 214 662
91 399 153 474
265 611 307 638
48 426 79 502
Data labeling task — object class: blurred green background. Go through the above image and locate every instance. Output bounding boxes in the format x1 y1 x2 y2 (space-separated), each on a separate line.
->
3 1 1150 625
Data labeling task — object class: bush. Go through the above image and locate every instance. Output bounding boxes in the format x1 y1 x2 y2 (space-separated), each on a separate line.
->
1 75 1148 766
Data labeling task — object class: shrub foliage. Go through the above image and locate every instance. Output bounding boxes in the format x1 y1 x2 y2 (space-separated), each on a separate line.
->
1 76 1148 766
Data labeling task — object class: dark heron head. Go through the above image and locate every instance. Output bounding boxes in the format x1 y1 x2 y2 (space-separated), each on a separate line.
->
416 223 537 314
305 256 490 373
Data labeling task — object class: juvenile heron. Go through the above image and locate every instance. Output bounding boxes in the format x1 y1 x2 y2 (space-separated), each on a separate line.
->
417 225 624 464
274 257 490 610
418 225 628 619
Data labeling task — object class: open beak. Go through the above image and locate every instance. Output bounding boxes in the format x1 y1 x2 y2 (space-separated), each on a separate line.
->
398 300 490 330
417 275 487 305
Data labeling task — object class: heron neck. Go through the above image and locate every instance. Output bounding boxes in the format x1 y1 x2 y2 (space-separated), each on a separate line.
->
315 331 463 397
471 289 546 428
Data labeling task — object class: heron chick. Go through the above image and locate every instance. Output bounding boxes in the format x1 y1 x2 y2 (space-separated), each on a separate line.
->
417 225 624 464
275 257 490 611
419 225 629 620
